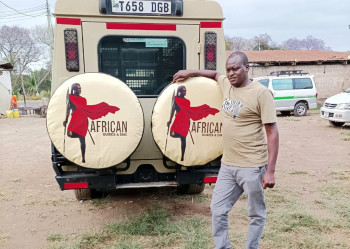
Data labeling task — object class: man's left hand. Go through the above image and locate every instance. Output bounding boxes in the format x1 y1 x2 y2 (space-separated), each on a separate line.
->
262 172 275 189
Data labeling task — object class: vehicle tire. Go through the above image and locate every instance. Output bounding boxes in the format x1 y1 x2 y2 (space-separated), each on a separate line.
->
280 111 291 116
177 184 205 194
74 189 92 200
329 121 345 127
294 102 307 116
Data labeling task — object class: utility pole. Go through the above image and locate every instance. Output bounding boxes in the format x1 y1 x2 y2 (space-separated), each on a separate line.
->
46 0 54 64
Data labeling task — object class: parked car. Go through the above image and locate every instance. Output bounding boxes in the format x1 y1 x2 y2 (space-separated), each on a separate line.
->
320 88 350 127
254 70 318 116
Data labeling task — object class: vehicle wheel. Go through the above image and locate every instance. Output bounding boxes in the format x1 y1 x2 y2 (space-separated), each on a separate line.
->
294 102 307 116
280 111 291 116
177 184 205 194
329 121 345 127
74 189 92 200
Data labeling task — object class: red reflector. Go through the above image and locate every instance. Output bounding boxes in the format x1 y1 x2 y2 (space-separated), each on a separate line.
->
206 44 216 62
66 46 77 60
64 182 88 189
316 93 318 98
107 23 176 31
204 177 217 184
200 22 222 28
57 18 81 26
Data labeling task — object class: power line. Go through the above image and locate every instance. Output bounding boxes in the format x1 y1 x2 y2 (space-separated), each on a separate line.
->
0 4 46 14
0 14 51 24
0 13 47 22
0 11 46 19
0 1 45 18
0 8 46 17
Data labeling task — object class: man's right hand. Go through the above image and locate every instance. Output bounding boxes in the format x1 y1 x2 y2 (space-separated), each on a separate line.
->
172 70 193 83
172 69 220 83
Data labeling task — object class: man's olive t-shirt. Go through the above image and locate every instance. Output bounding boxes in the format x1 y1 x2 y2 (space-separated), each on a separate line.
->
218 75 277 167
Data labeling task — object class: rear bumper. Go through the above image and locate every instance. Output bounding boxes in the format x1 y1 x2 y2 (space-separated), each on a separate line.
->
55 169 218 191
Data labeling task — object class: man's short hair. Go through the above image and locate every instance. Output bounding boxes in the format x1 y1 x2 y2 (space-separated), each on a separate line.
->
227 51 249 65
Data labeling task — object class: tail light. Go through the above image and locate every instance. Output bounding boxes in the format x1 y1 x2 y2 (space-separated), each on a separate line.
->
64 29 79 72
316 92 318 98
205 32 217 70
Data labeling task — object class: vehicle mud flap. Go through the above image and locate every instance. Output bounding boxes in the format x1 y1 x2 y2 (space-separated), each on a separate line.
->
151 77 223 166
47 73 144 169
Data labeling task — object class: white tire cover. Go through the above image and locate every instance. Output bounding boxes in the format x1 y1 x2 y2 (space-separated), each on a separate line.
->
152 77 223 166
47 73 144 169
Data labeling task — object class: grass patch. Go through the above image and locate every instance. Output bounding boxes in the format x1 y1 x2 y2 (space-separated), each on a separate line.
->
331 171 350 180
318 183 350 228
90 196 111 208
47 233 64 242
47 205 212 249
290 170 308 175
47 181 350 249
285 117 301 121
107 205 176 236
341 130 350 141
0 233 9 245
0 190 10 202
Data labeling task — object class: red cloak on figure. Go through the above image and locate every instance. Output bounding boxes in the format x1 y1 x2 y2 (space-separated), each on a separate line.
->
170 96 219 137
67 95 120 137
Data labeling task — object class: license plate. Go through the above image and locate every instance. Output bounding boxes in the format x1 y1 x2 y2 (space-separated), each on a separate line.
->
111 0 172 15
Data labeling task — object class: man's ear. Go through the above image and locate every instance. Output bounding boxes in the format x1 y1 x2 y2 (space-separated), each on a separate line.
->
246 64 250 72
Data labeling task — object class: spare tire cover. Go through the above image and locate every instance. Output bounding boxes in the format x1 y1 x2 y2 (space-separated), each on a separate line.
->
47 73 144 169
152 77 223 166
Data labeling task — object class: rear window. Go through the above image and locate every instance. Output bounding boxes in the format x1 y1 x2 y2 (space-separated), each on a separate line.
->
272 78 293 91
294 78 313 89
258 79 269 88
99 36 185 96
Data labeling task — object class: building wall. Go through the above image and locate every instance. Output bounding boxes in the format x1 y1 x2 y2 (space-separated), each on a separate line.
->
249 64 350 103
0 71 12 115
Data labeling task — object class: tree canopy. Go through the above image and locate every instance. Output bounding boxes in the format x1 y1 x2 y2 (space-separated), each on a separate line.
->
226 33 331 51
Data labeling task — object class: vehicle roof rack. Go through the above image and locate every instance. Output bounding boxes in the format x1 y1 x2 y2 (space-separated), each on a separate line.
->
269 70 309 76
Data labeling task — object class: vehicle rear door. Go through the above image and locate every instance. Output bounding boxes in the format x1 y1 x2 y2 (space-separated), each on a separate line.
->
81 21 199 160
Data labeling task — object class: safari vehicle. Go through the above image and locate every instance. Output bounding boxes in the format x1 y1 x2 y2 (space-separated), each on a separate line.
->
254 70 318 116
320 88 350 127
48 0 226 200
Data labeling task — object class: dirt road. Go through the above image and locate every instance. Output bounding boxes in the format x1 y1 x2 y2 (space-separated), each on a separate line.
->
0 111 349 249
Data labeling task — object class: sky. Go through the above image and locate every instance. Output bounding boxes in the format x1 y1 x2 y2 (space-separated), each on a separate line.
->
0 0 350 52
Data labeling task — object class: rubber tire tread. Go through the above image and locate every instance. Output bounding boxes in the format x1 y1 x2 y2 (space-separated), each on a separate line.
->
74 189 92 200
329 121 345 127
177 184 205 194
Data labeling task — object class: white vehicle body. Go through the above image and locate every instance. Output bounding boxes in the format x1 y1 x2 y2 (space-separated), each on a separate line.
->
320 88 350 127
254 70 318 116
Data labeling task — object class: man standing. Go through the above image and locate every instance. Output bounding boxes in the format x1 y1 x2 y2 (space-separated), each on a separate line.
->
172 51 279 249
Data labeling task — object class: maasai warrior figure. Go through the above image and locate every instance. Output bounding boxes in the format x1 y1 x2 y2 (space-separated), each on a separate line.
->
63 83 120 163
167 85 219 161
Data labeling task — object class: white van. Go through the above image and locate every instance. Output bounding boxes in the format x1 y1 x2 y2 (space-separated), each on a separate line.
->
48 0 226 200
254 70 318 116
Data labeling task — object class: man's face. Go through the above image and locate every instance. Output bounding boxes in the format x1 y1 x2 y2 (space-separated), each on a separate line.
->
77 85 81 95
178 86 186 97
225 55 249 88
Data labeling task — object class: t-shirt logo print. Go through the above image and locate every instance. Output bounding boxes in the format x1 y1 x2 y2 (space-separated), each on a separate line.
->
222 98 243 119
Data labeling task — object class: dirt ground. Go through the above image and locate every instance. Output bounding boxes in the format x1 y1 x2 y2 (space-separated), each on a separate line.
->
0 110 349 249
